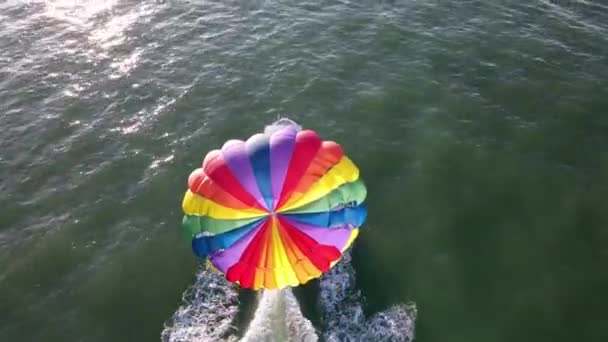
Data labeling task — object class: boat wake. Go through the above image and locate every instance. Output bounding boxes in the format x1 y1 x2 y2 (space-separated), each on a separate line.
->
319 251 416 342
160 266 240 342
161 251 416 342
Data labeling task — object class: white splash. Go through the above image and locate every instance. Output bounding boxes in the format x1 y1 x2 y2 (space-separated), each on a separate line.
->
241 289 317 342
149 154 174 170
263 117 302 135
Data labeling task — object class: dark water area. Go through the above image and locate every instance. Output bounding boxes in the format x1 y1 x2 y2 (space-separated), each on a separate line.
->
1 0 608 341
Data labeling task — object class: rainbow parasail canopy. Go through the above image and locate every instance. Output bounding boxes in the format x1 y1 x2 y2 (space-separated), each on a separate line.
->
181 122 366 290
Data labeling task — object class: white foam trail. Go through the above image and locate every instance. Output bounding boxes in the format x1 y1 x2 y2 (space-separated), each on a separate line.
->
162 253 416 342
320 251 417 342
240 289 318 342
161 269 319 342
161 267 240 342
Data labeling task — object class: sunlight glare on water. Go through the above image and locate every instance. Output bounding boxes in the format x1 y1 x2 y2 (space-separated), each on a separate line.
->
43 0 117 26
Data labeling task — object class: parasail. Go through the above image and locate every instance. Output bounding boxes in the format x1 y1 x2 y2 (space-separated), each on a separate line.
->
181 120 366 290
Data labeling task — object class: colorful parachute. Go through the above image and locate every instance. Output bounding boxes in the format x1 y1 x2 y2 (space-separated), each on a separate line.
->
181 122 366 290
